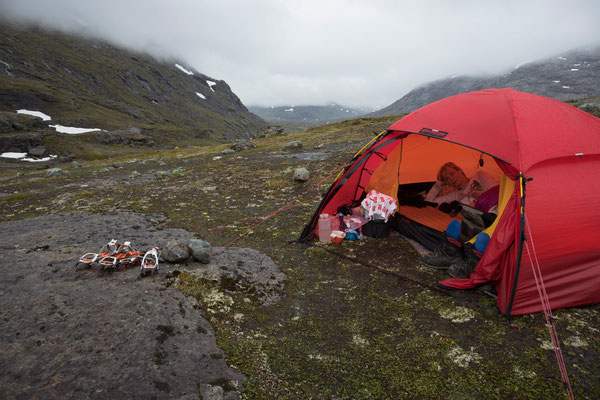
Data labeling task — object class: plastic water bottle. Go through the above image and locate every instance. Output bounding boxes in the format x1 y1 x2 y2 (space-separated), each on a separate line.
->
318 213 332 243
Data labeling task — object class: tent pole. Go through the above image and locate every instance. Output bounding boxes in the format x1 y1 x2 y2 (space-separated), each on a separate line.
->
505 174 532 321
334 130 389 181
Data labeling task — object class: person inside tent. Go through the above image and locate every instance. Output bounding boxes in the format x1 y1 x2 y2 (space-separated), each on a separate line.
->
391 161 500 278
425 162 499 210
421 162 500 279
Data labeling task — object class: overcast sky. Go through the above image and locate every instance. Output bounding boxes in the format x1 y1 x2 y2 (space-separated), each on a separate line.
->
1 0 599 109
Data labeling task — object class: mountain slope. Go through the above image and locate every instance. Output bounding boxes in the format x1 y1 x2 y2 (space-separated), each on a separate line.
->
249 103 370 122
371 47 600 116
0 22 266 143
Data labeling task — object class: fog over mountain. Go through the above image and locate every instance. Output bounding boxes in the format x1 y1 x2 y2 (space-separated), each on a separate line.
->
0 23 267 152
1 0 600 108
370 46 600 117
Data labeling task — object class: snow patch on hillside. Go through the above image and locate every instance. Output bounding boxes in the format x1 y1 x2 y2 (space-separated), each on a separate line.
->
50 125 102 134
17 109 51 121
1 152 57 162
175 64 194 75
207 80 217 92
14 109 102 135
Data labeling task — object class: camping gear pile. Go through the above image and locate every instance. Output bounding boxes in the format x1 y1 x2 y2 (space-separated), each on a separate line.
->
76 239 160 276
317 210 370 243
317 190 396 243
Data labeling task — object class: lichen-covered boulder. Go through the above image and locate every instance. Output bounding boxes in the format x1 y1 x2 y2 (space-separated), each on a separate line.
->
154 170 171 179
45 168 63 177
578 102 600 113
293 167 310 182
283 140 303 151
231 140 255 152
163 241 190 263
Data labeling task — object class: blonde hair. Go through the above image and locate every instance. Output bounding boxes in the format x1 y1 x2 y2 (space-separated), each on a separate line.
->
437 162 467 184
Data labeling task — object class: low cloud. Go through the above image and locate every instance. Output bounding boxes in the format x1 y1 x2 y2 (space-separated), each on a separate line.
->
2 0 599 108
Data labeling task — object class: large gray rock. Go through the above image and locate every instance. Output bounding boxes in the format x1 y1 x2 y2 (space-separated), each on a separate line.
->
283 140 303 151
293 167 310 182
163 241 190 263
59 153 75 163
95 131 123 145
0 212 245 399
124 132 148 146
16 114 47 130
45 168 63 177
0 112 14 133
0 112 48 133
126 127 142 134
230 140 255 152
28 146 46 157
154 170 172 179
187 239 211 264
578 103 600 113
182 246 286 306
0 133 44 153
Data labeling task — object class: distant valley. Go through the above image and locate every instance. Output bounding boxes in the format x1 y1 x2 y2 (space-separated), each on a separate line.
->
249 103 375 123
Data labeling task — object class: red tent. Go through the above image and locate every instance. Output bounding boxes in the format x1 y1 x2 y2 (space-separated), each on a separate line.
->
300 88 600 317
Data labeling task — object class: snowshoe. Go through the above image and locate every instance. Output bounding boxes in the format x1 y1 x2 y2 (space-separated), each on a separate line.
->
140 247 159 277
76 252 99 270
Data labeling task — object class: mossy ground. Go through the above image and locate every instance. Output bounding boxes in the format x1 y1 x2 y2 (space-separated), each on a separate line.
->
1 116 599 399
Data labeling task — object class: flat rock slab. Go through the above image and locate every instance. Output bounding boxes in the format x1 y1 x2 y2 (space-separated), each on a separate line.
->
0 212 250 399
183 247 286 306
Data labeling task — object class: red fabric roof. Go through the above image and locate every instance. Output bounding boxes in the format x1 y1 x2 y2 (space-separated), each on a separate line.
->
387 88 600 172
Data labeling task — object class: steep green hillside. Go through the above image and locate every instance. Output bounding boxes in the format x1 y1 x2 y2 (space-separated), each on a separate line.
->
0 22 266 145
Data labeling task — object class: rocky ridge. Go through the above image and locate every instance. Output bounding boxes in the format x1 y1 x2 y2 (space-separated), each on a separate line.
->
249 103 373 123
371 46 600 116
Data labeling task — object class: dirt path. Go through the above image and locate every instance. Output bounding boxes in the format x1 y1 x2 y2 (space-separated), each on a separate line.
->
0 212 249 399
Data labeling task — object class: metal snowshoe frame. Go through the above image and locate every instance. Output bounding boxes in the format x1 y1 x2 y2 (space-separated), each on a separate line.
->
140 247 160 277
77 240 147 271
